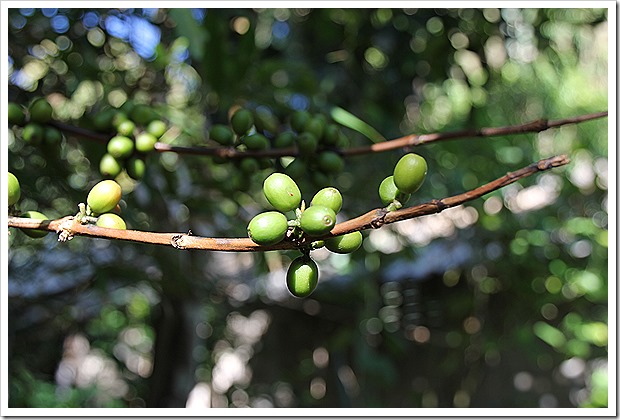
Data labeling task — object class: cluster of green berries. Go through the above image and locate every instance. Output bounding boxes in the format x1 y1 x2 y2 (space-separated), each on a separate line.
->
91 102 167 181
209 107 349 185
8 98 63 146
247 172 362 298
8 171 49 238
378 153 428 211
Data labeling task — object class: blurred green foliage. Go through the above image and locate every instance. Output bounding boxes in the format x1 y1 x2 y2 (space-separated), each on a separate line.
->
7 8 608 409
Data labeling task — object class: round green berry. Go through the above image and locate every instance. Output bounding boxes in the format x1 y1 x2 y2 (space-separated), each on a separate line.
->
296 132 318 156
92 109 117 132
116 119 136 137
130 105 158 125
87 180 122 215
317 151 344 174
96 213 127 230
323 124 340 145
99 154 123 179
325 231 363 254
300 205 336 236
379 175 411 207
126 157 146 180
147 120 167 138
107 135 134 159
283 158 306 179
8 172 20 206
243 133 269 150
29 98 53 123
290 110 310 133
274 131 296 148
286 256 319 298
231 108 254 135
20 210 49 238
263 173 302 212
303 117 325 141
209 124 235 146
22 123 45 144
239 158 260 174
135 132 158 153
253 109 278 134
8 102 26 126
44 127 62 144
247 211 288 246
310 187 343 214
393 153 427 194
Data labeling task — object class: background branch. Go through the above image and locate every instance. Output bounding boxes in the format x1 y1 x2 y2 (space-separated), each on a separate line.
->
8 154 570 252
49 111 607 159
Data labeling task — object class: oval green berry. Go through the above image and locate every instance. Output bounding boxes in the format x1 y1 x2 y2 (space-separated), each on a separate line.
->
290 110 310 133
274 131 296 148
300 205 336 236
126 157 146 180
22 123 45 144
231 108 254 135
247 211 288 246
253 109 279 134
304 117 325 141
107 135 134 159
379 175 410 207
209 124 235 146
325 231 363 254
96 213 127 230
44 127 62 144
296 132 318 156
263 173 302 212
286 256 319 298
243 133 269 150
130 105 158 125
99 154 123 178
393 153 427 194
29 98 53 123
317 151 344 174
310 187 343 214
92 109 117 132
135 132 158 153
116 119 136 137
8 172 20 206
147 120 167 138
284 158 306 179
87 180 122 215
20 210 49 238
8 103 26 126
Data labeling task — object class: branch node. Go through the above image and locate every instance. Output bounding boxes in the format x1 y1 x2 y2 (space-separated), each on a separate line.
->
431 199 449 212
57 217 76 242
171 234 187 249
371 208 389 229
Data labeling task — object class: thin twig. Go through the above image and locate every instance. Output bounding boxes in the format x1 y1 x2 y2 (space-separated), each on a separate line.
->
8 154 570 252
50 111 607 159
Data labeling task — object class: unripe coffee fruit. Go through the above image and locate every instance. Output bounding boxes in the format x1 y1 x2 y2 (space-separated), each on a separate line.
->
317 151 344 174
126 157 146 180
135 132 158 153
147 120 167 138
290 111 310 133
107 135 134 159
8 172 20 206
99 154 123 178
87 180 122 215
300 205 336 236
116 119 136 137
393 153 427 194
296 132 318 156
243 133 269 150
29 98 53 123
286 256 319 298
325 231 363 254
96 213 127 230
310 187 343 214
263 173 302 212
247 211 288 245
8 103 26 126
209 124 235 146
20 210 49 238
231 108 254 135
22 123 45 144
379 175 410 206
284 158 306 179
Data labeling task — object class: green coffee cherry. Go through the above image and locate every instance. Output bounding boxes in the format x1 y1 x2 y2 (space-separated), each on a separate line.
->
99 154 123 178
116 120 136 137
44 127 62 144
231 108 254 135
112 112 129 128
263 173 302 212
29 98 53 123
325 231 363 254
243 133 270 150
8 103 26 126
284 158 306 179
239 158 260 174
300 205 336 236
317 151 344 174
147 120 167 138
87 180 122 215
209 124 235 146
254 109 279 134
92 109 117 132
274 131 296 148
96 213 127 230
379 175 410 207
303 117 325 141
290 110 311 133
286 256 319 298
131 105 158 125
135 132 158 153
393 153 427 194
126 157 146 180
310 187 343 214
296 132 318 156
20 210 49 238
22 123 45 144
8 172 20 206
107 135 134 159
247 211 288 246
323 124 340 145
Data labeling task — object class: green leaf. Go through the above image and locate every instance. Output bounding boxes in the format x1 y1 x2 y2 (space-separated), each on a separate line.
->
330 106 385 143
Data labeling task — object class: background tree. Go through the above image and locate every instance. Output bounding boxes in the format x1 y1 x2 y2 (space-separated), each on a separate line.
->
6 7 609 409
